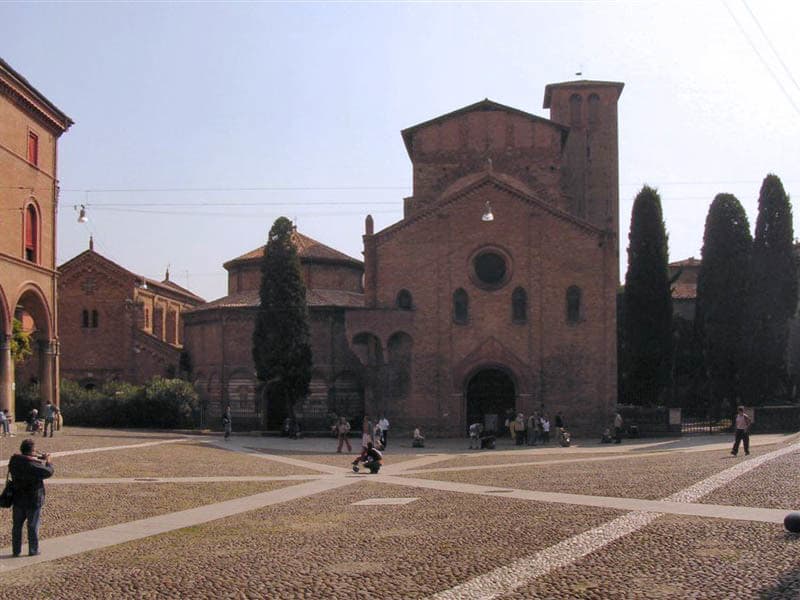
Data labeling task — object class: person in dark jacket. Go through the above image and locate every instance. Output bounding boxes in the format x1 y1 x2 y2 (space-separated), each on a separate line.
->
9 438 54 556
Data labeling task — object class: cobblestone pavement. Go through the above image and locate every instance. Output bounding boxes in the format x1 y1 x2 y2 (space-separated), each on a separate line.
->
0 428 799 598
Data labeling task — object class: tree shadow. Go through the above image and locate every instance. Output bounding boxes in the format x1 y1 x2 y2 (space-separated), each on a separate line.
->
755 533 800 598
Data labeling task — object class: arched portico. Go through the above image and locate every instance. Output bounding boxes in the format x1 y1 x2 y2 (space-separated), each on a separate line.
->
0 284 13 415
13 282 57 413
465 366 517 434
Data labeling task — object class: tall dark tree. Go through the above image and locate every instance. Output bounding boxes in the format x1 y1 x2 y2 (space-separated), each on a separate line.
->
621 186 673 405
252 217 312 428
745 174 797 405
695 194 752 413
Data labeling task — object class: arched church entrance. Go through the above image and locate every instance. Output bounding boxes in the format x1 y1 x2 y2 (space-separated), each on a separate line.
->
465 368 516 434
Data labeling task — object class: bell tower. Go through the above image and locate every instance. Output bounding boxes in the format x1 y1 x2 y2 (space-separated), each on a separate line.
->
544 80 624 238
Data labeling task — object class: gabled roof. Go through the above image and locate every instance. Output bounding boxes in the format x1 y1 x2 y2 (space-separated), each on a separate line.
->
542 80 624 109
373 171 605 244
401 99 567 157
0 57 73 133
223 229 362 270
669 257 701 268
58 249 205 304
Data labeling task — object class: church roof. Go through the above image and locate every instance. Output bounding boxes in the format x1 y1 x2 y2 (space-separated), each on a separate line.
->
59 248 205 305
223 230 362 270
188 288 365 313
401 98 567 157
669 257 701 268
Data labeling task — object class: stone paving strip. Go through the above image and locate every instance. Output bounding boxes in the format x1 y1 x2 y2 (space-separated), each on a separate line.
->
54 441 321 478
0 483 623 598
0 435 191 467
0 481 296 551
214 441 349 474
702 449 800 509
427 439 800 599
507 515 800 599
0 477 355 574
48 474 322 485
407 445 778 500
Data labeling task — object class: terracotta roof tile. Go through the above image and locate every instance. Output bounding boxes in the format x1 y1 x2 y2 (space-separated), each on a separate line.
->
225 230 362 268
188 288 364 313
672 282 696 300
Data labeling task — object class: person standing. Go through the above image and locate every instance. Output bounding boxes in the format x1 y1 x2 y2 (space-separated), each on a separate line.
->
222 405 232 440
378 415 390 449
613 412 623 444
43 402 56 438
731 406 752 456
335 417 352 453
514 413 526 446
0 409 9 437
541 416 551 444
9 438 54 556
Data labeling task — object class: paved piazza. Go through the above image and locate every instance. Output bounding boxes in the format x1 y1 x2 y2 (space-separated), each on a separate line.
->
1 430 799 598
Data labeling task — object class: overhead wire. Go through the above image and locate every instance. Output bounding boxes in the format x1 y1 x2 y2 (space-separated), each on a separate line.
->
740 0 800 95
722 0 800 118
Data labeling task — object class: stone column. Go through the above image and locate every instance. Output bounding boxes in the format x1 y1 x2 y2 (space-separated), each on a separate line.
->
0 334 14 416
39 339 55 409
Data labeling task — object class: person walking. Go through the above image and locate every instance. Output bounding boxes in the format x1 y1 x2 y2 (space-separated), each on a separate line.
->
43 402 56 438
613 412 623 444
9 438 54 556
222 405 232 440
335 417 352 453
731 406 752 456
378 415 390 449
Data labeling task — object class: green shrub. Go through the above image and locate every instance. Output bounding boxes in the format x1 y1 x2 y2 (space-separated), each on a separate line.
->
58 377 199 429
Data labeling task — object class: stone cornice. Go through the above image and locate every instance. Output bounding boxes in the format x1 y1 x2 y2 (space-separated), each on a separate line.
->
0 59 73 135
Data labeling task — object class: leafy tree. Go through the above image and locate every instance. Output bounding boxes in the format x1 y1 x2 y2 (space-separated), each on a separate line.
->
621 186 673 405
745 174 797 404
10 318 32 363
252 217 312 429
695 194 752 413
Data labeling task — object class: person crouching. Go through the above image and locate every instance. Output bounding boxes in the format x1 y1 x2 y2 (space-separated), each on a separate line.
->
352 442 383 474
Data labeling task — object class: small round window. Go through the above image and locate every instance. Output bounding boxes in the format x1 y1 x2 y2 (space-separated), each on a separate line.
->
474 252 507 287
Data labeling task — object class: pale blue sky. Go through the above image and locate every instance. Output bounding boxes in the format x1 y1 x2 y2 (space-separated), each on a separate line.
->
2 1 799 301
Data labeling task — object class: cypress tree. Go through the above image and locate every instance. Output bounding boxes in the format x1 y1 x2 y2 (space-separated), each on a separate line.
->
622 186 673 405
252 217 313 428
695 194 752 413
745 174 797 405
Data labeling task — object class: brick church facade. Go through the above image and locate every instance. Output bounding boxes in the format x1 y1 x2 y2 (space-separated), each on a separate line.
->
185 79 623 435
58 241 205 387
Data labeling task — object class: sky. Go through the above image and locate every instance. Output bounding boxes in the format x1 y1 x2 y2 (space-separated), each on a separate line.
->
2 1 799 302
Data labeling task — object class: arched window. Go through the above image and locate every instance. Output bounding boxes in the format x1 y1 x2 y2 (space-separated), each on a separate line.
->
396 289 413 311
81 309 89 328
24 203 38 263
569 94 582 126
512 287 527 323
588 93 600 126
566 286 582 323
91 309 99 328
453 288 469 324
